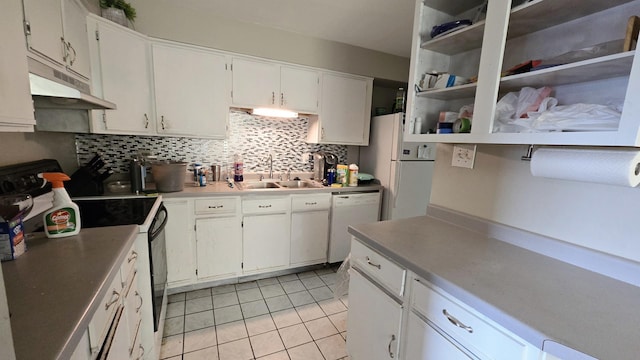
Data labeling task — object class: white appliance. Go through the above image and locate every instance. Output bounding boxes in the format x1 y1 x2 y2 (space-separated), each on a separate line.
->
359 113 436 220
328 192 381 263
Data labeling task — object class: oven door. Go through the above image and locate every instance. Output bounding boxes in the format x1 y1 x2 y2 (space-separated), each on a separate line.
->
148 203 168 332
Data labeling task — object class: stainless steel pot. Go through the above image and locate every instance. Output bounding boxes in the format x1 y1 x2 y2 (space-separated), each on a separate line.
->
151 161 188 192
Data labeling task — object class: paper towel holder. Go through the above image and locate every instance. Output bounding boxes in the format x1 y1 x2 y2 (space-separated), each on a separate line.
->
521 145 535 161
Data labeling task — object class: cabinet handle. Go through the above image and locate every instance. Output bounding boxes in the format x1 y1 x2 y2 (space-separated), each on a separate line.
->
387 334 396 358
61 37 69 62
105 290 121 310
161 115 166 130
128 251 138 263
304 202 317 206
138 344 145 359
68 42 77 66
144 113 149 128
208 205 224 209
321 127 325 140
443 309 473 333
272 92 275 104
135 290 143 312
366 256 381 269
280 92 284 106
258 204 272 208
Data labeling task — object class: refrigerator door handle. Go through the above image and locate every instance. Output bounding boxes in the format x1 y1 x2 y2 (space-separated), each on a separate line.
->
393 162 401 209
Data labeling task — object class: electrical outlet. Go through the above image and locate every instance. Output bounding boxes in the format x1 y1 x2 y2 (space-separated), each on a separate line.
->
451 144 477 169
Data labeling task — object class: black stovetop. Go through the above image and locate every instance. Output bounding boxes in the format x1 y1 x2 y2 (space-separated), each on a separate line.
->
74 198 157 229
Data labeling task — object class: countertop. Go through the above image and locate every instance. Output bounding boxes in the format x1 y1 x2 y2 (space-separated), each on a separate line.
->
348 216 640 360
2 225 139 360
159 181 383 198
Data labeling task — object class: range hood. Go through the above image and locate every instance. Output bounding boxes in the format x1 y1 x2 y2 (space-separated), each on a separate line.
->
28 58 116 110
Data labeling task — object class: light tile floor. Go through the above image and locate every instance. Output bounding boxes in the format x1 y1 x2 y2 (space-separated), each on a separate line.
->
160 267 350 360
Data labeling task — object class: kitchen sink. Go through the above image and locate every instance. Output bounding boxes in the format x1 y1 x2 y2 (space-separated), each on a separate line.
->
238 182 281 189
276 180 322 188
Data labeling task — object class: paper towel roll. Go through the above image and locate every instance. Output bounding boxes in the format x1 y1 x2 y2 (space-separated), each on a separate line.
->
530 148 640 187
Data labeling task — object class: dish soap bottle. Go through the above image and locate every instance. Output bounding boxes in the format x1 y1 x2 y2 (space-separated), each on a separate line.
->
233 154 244 182
39 173 81 238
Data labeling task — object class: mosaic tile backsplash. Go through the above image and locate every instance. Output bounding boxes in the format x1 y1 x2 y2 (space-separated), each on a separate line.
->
75 110 347 175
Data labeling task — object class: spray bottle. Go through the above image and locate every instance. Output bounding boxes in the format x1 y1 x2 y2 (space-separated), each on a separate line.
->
39 173 81 238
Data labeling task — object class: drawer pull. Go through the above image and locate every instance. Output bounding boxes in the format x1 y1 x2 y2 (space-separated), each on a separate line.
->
135 291 143 312
208 205 224 209
258 204 272 208
128 251 138 263
304 202 317 205
443 309 473 333
366 256 381 269
138 344 145 359
105 290 121 310
387 334 396 358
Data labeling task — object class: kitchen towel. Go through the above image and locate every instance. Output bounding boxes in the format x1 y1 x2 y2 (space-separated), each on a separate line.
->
530 148 640 187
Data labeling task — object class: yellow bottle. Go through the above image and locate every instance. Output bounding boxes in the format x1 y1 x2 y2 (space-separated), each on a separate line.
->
40 173 81 238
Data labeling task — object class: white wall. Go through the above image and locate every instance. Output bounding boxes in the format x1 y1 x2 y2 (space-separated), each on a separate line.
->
128 0 409 82
431 144 640 263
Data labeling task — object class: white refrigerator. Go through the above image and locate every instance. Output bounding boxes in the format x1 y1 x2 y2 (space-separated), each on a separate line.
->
359 113 436 221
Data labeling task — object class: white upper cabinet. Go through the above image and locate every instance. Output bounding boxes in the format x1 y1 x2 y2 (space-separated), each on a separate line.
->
232 57 320 114
280 65 320 114
0 0 36 132
406 0 640 146
61 0 91 79
152 42 230 138
307 73 373 145
23 0 91 80
88 16 155 135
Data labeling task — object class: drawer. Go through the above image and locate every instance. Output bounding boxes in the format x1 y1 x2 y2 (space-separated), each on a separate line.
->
350 238 406 297
291 193 331 211
195 197 237 215
120 244 138 288
411 278 527 360
242 196 289 214
88 273 123 354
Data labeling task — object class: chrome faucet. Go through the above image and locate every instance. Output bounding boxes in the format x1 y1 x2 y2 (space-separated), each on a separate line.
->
263 154 273 179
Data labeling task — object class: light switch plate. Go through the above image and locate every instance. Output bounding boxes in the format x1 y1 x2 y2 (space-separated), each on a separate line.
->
451 144 477 169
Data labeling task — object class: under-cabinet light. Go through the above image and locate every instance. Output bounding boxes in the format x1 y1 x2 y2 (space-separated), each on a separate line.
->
251 108 299 118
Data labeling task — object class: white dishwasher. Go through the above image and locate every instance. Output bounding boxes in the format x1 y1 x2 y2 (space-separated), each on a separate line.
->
328 191 381 263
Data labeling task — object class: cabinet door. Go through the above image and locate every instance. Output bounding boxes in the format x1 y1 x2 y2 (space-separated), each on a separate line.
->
61 0 91 79
105 307 131 360
232 57 279 108
347 269 402 360
290 210 328 266
195 216 242 280
243 213 290 273
319 73 370 144
0 0 36 131
153 43 230 138
90 19 154 134
22 0 65 66
405 312 473 360
164 200 195 285
280 66 319 114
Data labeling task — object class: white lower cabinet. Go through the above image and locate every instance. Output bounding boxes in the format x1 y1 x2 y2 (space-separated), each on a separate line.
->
347 238 548 360
405 312 473 360
194 197 242 280
347 268 402 360
290 194 330 266
164 199 196 286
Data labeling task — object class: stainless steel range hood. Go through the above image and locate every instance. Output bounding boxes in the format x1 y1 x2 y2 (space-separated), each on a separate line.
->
28 58 116 110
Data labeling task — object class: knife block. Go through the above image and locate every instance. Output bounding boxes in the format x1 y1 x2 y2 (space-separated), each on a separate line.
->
66 166 105 197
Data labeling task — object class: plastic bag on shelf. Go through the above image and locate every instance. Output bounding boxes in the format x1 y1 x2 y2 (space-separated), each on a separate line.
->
333 254 351 299
527 103 622 131
494 87 553 132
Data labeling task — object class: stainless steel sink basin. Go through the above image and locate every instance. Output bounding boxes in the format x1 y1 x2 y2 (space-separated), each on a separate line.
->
276 180 322 188
238 182 281 189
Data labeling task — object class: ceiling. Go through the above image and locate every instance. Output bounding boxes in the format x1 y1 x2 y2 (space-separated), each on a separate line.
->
177 0 416 58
